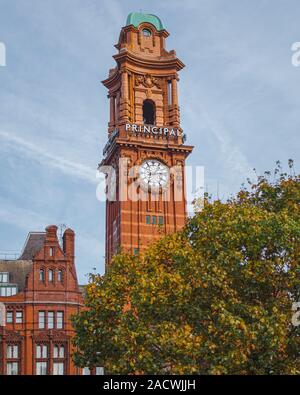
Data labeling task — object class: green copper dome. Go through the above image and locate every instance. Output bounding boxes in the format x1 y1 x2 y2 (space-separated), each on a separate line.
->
126 12 165 31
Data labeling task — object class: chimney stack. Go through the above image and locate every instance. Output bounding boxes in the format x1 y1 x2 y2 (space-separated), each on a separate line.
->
63 228 75 262
45 225 58 243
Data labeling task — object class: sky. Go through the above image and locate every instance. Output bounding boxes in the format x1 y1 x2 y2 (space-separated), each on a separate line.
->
0 0 299 283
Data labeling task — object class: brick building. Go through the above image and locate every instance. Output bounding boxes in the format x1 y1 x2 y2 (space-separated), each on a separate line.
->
0 225 84 375
100 12 193 266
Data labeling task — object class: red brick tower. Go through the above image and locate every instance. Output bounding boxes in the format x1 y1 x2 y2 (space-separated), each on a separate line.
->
100 12 193 266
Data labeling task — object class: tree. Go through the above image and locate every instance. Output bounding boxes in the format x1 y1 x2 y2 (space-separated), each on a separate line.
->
72 164 300 374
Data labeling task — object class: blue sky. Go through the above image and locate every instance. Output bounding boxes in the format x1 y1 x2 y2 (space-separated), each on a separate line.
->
0 0 299 283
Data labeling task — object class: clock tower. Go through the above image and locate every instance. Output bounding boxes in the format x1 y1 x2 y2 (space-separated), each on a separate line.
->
100 12 193 266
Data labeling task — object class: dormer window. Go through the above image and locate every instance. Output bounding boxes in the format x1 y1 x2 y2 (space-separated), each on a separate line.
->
142 28 151 37
0 272 9 283
49 247 54 257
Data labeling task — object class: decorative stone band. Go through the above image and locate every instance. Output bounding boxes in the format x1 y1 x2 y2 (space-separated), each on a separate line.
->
126 123 182 137
3 300 84 306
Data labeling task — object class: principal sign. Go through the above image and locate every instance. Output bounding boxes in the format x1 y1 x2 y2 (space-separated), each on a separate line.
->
126 123 182 137
103 124 184 156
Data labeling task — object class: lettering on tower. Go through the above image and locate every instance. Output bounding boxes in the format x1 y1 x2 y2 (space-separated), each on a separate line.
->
125 123 182 137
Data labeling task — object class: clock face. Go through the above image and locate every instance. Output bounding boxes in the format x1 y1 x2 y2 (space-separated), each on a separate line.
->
139 160 169 189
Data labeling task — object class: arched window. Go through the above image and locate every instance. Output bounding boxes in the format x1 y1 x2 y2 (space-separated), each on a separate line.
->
142 28 151 37
39 269 44 282
143 100 155 125
48 269 53 282
35 344 48 375
53 345 64 358
36 344 48 359
57 270 63 282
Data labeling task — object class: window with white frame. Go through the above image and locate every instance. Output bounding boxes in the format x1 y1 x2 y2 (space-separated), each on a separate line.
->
35 344 48 375
53 362 64 375
38 311 45 329
16 311 23 324
36 344 48 359
7 344 18 359
56 311 64 329
6 311 13 323
0 272 9 283
47 311 54 329
53 345 64 359
6 344 19 375
82 367 91 375
0 286 18 297
36 361 48 375
96 367 104 375
7 362 19 375
53 344 65 375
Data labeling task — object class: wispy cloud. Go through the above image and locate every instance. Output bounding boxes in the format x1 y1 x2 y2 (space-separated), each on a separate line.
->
0 130 97 184
0 201 51 232
198 107 253 178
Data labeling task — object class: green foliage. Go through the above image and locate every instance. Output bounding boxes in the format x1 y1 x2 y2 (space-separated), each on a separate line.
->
72 164 300 374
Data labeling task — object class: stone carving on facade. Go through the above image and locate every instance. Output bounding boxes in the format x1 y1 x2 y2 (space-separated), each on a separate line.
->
135 74 161 89
33 330 70 342
4 330 23 341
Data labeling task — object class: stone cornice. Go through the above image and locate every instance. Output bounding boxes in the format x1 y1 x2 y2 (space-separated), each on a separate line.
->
102 138 193 164
32 330 70 342
102 50 184 89
114 50 185 71
2 300 84 306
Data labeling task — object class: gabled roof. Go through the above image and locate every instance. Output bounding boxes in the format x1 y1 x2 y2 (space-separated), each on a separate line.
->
19 232 46 260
